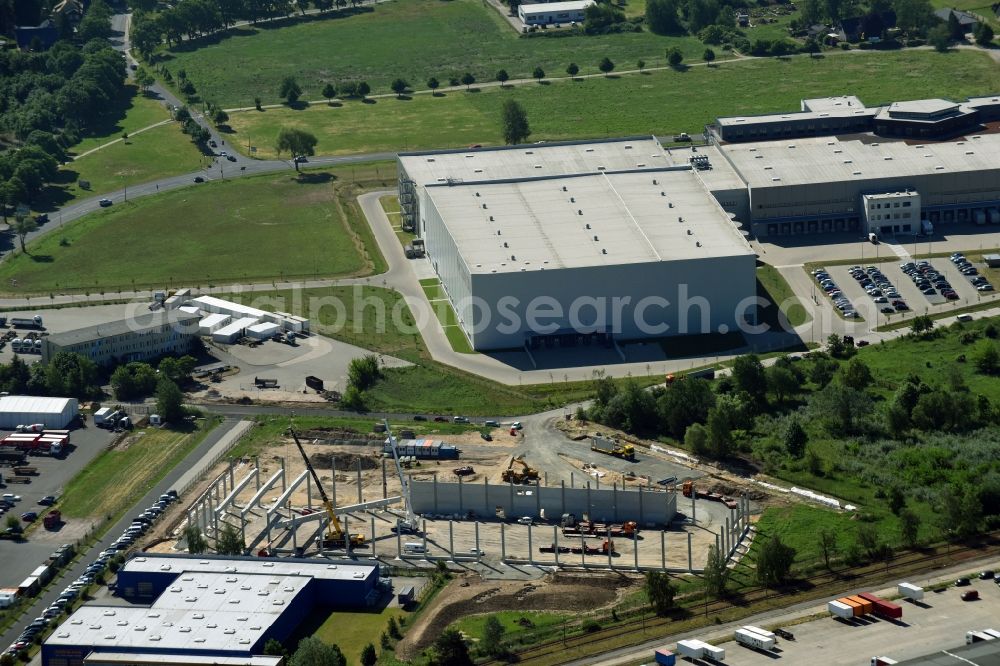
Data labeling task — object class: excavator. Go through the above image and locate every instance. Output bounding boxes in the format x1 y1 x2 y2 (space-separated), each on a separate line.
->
288 428 366 548
501 455 540 484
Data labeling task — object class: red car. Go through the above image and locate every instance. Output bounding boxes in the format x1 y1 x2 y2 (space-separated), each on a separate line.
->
961 590 979 601
433 416 447 422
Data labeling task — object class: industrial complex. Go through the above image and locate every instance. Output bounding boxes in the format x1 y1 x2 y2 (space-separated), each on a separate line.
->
42 554 380 666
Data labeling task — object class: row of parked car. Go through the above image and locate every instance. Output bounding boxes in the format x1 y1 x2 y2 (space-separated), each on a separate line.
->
901 260 960 300
950 253 994 293
2 490 179 660
850 265 910 314
812 268 860 318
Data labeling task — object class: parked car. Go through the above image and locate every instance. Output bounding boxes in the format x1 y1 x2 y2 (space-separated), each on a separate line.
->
516 516 533 525
98 198 113 207
955 577 971 587
20 512 37 522
980 570 994 579
38 495 56 506
194 176 205 183
961 590 980 601
412 415 427 421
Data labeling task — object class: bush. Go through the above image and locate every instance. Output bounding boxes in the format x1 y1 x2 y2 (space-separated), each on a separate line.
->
582 620 602 633
840 42 851 50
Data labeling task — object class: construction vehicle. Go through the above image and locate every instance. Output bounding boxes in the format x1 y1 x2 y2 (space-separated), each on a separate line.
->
541 538 614 555
501 455 540 484
453 466 475 477
383 420 421 534
681 480 739 509
590 435 635 461
561 520 637 537
13 466 37 476
288 428 365 548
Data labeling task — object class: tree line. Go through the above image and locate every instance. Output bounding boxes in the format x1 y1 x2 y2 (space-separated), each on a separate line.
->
0 0 124 217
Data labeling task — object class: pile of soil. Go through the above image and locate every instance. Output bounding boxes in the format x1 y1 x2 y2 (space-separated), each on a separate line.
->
707 480 768 501
399 573 634 659
309 451 379 471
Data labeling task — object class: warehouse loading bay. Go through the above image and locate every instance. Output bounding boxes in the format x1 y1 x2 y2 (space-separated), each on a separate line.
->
146 428 754 578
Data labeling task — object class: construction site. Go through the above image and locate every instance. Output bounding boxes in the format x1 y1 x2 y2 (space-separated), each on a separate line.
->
144 421 753 576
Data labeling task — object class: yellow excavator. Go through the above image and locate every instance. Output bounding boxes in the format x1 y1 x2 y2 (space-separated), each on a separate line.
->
501 455 540 484
289 428 365 548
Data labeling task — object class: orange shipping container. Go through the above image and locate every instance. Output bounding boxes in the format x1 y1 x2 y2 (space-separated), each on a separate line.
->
846 595 874 615
837 597 864 617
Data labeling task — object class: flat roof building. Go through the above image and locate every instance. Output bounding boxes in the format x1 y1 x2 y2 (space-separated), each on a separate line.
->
40 311 200 367
518 0 593 25
43 554 380 666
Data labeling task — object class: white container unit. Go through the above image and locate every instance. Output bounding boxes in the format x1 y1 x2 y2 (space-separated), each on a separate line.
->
897 582 924 601
247 322 281 340
212 317 259 344
735 628 775 651
828 600 854 619
198 313 232 335
701 644 725 662
675 640 704 660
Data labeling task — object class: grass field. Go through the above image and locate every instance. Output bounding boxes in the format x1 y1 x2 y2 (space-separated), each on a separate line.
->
161 0 712 108
35 87 204 215
59 420 219 519
225 50 1000 157
0 165 394 295
450 610 573 643
757 264 810 328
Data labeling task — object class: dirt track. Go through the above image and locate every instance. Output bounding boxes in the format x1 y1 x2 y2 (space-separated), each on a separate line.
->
398 572 636 659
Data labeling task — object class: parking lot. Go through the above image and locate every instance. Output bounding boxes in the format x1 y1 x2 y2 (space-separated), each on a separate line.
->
0 426 116 588
700 572 1000 666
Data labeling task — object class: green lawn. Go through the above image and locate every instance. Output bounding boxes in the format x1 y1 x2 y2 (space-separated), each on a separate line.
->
34 87 204 216
0 165 393 295
444 325 475 354
757 264 810 328
59 420 218 519
450 610 573 642
752 504 857 570
312 607 405 664
160 0 713 108
225 50 1000 157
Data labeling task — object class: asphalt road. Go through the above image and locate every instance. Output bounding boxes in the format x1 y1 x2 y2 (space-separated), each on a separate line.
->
0 417 242 652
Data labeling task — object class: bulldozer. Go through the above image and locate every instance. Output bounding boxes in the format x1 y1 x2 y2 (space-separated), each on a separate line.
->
501 455 540 484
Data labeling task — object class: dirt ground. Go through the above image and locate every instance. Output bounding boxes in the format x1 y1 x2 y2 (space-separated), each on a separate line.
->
397 572 637 660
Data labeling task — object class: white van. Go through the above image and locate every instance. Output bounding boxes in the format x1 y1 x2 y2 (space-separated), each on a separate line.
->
403 542 427 553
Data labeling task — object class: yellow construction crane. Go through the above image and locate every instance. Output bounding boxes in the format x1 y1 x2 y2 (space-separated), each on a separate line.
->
288 428 365 548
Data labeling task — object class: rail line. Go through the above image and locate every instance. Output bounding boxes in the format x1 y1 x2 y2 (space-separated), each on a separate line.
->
482 533 1000 666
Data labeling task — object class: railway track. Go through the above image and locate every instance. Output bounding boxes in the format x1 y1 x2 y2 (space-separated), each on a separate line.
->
482 533 1000 666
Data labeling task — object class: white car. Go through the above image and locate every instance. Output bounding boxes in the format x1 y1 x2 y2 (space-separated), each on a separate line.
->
516 516 533 525
2 494 21 503
468 548 486 556
511 422 523 430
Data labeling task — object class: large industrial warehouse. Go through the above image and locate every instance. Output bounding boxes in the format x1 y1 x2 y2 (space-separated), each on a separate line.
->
0 396 78 429
399 139 757 351
42 554 380 666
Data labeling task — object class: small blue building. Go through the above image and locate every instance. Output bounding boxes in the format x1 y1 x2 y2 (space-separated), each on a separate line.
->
43 554 380 666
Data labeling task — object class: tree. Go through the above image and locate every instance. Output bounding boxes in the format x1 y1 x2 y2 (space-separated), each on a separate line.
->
756 535 796 587
184 524 207 554
817 528 837 570
275 127 318 171
895 0 934 33
840 357 873 390
566 62 579 78
637 59 645 72
134 68 155 92
460 72 476 90
322 83 336 104
929 23 952 50
481 615 506 657
390 78 409 98
496 69 509 87
11 214 37 253
500 99 531 145
975 22 994 46
666 47 684 67
279 76 302 104
427 77 440 94
156 377 185 423
703 544 728 597
703 48 716 65
360 644 377 666
216 522 245 555
646 0 683 34
505 0 520 15
899 508 921 549
348 354 382 391
387 615 401 639
532 66 545 82
357 81 371 98
289 637 346 666
598 56 615 76
263 639 286 657
856 524 881 560
732 354 768 407
159 356 197 384
705 407 733 459
644 570 676 615
767 365 800 404
782 418 808 457
111 362 158 400
887 485 906 515
684 422 709 455
974 341 1000 375
429 629 472 666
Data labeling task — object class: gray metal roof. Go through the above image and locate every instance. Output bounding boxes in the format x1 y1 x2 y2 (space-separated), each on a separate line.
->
399 137 669 188
801 96 865 112
886 99 960 116
84 652 283 666
895 639 1000 665
425 169 753 274
120 555 377 582
519 0 593 14
718 133 1000 189
45 311 201 347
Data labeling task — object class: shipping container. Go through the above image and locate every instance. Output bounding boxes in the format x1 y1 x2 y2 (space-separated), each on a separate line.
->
735 628 775 651
16 576 39 597
838 597 864 617
846 595 874 615
654 649 676 666
702 644 725 662
675 640 704 659
29 564 51 585
984 629 1000 639
871 658 898 665
858 592 903 619
828 600 854 619
897 582 924 601
397 586 415 605
742 625 776 640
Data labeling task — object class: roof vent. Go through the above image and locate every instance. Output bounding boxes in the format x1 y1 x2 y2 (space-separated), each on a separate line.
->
843 159 852 164
511 255 516 261
497 230 501 236
224 629 237 635
207 624 218 629
116 621 128 626
426 158 435 163
525 150 534 155
149 636 161 642
871 142 880 146
771 177 781 182
696 241 702 247
134 626 147 632
602 248 607 255
935 166 945 170
194 639 206 644
562 186 567 192
966 151 974 155
597 166 606 171
475 191 480 197
214 589 226 595
653 179 658 185
578 210 583 215
883 156 892 160
852 171 862 176
192 614 205 620
625 144 632 149
585 223 591 229
482 203 487 209
834 150 842 154
678 216 684 222
787 144 796 149
585 148 594 152
179 627 192 633
262 563 274 568
668 202 673 208
474 169 483 173
534 164 542 169
185 596 198 602
237 617 249 622
239 639 252 645
103 611 116 617
593 236 599 241
503 242 508 248
637 163 645 168
754 155 763 159
570 197 575 202
660 191 665 196
489 215 494 221
687 229 692 235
